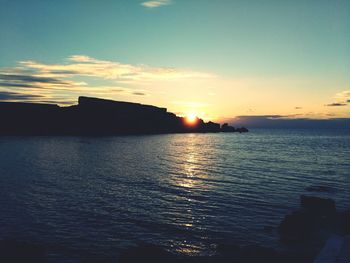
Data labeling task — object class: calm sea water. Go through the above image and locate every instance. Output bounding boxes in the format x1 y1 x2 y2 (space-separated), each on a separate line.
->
0 129 349 262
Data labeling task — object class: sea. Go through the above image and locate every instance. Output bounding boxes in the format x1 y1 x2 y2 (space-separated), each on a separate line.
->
0 129 349 262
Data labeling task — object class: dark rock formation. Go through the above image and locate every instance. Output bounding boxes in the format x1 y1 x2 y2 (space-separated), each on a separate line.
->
205 121 221 132
279 210 315 244
236 127 249 133
300 195 336 216
221 123 235 132
0 240 47 263
221 123 249 133
0 101 60 135
340 210 350 235
0 97 249 135
279 195 337 244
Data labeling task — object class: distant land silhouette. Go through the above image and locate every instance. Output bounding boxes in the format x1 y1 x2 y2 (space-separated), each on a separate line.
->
227 115 350 129
0 96 248 135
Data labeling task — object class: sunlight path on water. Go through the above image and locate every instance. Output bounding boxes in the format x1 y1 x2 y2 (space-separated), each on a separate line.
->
0 129 349 261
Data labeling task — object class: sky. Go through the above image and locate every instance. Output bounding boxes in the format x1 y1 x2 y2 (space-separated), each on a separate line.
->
0 0 349 123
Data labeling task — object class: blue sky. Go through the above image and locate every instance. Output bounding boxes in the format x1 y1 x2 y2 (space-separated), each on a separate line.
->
0 0 349 121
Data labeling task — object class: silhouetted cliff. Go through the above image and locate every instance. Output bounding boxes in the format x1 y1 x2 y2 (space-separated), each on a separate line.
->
0 97 248 135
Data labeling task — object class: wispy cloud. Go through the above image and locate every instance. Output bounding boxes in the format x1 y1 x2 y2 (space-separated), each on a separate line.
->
335 90 350 100
325 90 350 107
0 55 212 104
19 55 211 82
0 91 45 101
325 102 347 107
132 92 146 96
141 0 172 8
0 73 79 88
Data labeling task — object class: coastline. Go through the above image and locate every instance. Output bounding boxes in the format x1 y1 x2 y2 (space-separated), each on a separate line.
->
0 96 248 136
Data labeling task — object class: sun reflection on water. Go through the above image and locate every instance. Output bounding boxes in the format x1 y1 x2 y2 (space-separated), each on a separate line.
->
173 241 204 256
175 135 211 190
168 134 215 256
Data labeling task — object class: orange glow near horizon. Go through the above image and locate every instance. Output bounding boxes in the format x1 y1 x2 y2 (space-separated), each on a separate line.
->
185 113 198 126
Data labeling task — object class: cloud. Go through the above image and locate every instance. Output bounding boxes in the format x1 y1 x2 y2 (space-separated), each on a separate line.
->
335 90 350 100
0 82 36 88
0 91 44 101
0 55 212 104
68 55 93 63
19 56 211 82
141 0 172 8
325 102 347 107
132 92 146 96
324 90 350 107
0 73 75 87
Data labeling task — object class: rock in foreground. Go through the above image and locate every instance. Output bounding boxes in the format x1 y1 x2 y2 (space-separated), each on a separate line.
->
279 195 338 244
0 240 46 263
300 195 336 215
279 210 315 244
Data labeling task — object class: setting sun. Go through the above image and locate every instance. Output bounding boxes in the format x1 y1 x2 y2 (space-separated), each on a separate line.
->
185 113 198 125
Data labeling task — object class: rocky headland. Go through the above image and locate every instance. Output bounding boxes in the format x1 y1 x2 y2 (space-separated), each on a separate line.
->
0 96 248 135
